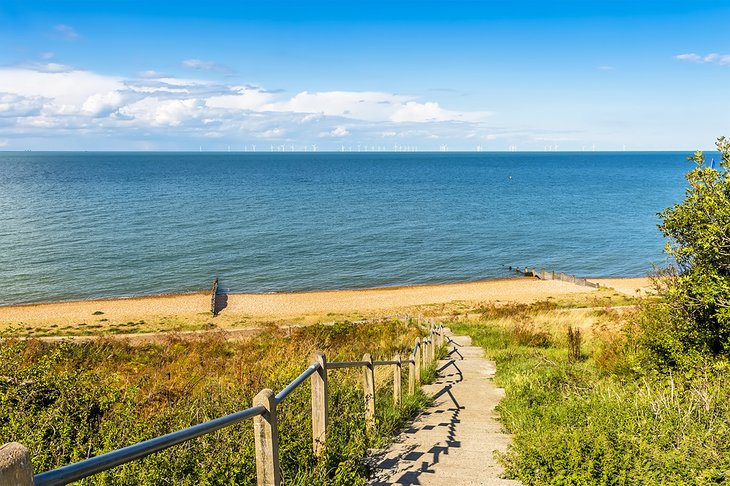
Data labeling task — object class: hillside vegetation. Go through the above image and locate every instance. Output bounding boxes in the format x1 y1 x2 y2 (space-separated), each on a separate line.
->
0 320 433 485
453 138 730 485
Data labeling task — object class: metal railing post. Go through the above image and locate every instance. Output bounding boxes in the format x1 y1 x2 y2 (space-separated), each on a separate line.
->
362 353 376 433
393 354 402 406
0 443 34 486
311 352 328 457
253 389 281 486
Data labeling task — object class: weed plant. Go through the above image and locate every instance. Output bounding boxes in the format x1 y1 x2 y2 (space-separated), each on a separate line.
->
0 319 431 485
452 310 730 485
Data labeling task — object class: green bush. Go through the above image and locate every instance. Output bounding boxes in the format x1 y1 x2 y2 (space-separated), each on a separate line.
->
646 137 730 365
453 322 730 485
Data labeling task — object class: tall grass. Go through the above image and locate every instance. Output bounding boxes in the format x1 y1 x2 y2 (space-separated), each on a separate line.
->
0 319 431 485
452 306 730 485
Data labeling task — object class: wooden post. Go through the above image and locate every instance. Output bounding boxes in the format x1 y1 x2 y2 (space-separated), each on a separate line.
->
253 389 281 486
408 356 416 394
311 352 328 457
0 443 34 486
362 353 376 432
429 336 435 362
414 338 421 384
393 354 402 406
541 267 546 279
210 277 219 316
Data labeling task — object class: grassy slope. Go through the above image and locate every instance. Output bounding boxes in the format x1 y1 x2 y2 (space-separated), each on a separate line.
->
0 320 437 485
451 300 730 486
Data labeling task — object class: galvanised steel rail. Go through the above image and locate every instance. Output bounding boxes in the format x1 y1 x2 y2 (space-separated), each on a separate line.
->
33 405 267 486
4 321 445 486
274 363 321 404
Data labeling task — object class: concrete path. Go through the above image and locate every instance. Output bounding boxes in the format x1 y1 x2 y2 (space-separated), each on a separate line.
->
367 331 521 486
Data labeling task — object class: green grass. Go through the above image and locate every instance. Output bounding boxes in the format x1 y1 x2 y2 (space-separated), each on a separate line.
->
0 320 434 485
451 320 730 485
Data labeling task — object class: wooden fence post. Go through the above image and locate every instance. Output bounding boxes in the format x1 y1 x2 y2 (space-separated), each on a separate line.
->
393 354 402 406
422 338 429 368
0 443 34 486
362 353 376 433
414 338 421 384
311 352 328 457
408 356 416 394
253 389 281 486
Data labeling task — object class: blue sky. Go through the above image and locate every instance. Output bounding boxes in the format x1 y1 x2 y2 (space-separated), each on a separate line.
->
1 1 728 151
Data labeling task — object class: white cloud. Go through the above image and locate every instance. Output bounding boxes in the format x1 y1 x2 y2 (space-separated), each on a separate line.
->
0 64 492 148
54 24 79 41
597 65 614 71
40 52 55 60
119 97 203 127
82 91 125 117
259 128 285 139
0 67 124 116
265 91 410 121
205 86 273 110
0 139 8 147
0 94 46 118
675 53 730 65
181 59 233 73
138 70 168 79
321 126 350 137
390 101 489 123
264 90 488 124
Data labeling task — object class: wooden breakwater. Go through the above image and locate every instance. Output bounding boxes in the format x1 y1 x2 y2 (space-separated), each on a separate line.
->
210 277 219 316
511 266 600 288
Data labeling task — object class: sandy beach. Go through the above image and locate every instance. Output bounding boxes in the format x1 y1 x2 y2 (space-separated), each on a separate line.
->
0 277 651 337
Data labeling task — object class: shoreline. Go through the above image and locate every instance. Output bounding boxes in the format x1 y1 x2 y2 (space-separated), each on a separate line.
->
0 274 650 309
0 277 652 337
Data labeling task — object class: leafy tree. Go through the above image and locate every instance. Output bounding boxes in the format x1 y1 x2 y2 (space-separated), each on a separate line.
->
646 137 730 365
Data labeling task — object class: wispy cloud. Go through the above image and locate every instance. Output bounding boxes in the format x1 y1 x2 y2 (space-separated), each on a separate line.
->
597 65 615 71
675 52 730 65
181 58 233 73
53 24 79 41
320 126 350 138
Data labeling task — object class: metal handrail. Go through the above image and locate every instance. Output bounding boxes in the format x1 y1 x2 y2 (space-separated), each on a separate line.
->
275 363 320 404
30 319 446 486
326 360 369 370
34 405 266 486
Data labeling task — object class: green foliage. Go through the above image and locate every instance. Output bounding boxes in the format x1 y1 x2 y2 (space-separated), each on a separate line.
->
0 320 428 485
452 322 730 485
648 137 730 364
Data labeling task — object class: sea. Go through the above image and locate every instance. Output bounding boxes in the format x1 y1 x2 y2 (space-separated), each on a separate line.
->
0 151 691 305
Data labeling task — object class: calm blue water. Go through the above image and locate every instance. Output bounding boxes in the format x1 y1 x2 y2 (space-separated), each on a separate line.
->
0 152 689 305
